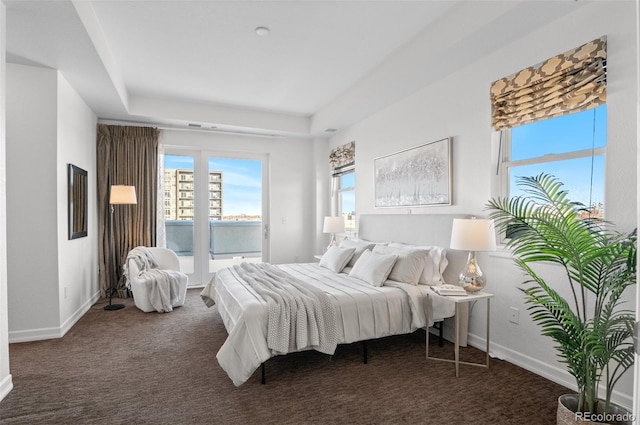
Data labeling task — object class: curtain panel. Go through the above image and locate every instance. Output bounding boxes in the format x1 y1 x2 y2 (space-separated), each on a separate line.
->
330 141 355 177
97 124 159 298
490 36 606 131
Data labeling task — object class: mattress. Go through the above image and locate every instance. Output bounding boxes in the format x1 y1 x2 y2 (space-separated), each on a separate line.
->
202 262 456 386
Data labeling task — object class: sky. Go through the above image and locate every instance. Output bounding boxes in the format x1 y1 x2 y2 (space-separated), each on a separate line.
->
165 155 262 216
509 105 606 209
340 172 356 215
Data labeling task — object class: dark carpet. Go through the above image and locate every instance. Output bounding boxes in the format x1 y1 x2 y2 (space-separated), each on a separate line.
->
0 289 567 424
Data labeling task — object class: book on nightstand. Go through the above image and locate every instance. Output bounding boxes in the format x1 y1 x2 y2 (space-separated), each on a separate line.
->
431 284 468 296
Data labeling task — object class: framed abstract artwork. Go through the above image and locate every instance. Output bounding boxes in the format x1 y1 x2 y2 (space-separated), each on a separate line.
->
374 137 452 207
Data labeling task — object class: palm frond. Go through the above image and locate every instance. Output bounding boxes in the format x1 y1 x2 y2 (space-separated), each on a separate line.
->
486 173 637 414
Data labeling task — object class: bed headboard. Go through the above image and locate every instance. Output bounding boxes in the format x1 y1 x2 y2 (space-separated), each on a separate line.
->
358 214 469 285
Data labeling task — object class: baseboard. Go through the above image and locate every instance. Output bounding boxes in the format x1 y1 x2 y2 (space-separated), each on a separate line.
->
60 291 101 337
467 332 634 411
0 373 13 402
8 290 100 343
8 325 63 343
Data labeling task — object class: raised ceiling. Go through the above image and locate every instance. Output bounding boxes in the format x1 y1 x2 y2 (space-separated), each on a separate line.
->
4 0 582 138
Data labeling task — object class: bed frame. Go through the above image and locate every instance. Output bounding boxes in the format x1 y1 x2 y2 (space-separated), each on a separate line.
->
259 213 470 384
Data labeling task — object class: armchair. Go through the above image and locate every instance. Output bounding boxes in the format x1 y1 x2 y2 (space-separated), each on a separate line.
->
126 247 189 313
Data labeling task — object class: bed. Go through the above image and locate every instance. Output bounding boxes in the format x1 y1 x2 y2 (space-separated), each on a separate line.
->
201 214 469 386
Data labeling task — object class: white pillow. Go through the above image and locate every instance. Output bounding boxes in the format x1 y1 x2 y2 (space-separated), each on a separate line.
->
319 245 356 273
372 244 426 285
388 243 448 286
348 249 398 287
339 239 376 267
423 247 448 285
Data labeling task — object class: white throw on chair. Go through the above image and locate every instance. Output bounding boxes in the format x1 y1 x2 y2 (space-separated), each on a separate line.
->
126 247 189 313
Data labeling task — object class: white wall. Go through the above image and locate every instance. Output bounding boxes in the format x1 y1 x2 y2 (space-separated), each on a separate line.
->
0 1 14 402
312 137 331 255
6 64 60 337
327 1 637 409
56 75 99 333
483 3 637 408
5 63 98 342
161 130 319 265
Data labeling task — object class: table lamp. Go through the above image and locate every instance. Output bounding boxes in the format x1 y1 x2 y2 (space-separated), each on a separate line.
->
450 217 496 292
323 216 345 252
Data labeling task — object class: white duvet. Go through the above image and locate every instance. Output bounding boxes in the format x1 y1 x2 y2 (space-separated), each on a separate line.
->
201 262 455 386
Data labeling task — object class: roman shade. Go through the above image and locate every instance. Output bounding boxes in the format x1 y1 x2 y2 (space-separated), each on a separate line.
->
330 141 355 177
490 36 606 131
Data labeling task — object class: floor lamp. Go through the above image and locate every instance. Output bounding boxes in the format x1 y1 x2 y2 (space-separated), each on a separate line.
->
105 185 137 311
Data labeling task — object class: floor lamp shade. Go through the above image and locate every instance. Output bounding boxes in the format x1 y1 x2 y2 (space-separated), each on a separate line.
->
105 185 137 311
450 218 496 292
110 185 137 205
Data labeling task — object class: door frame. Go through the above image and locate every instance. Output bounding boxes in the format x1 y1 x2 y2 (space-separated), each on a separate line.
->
201 151 270 286
162 147 269 286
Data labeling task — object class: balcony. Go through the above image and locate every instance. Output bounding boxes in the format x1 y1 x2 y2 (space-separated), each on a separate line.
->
165 220 261 258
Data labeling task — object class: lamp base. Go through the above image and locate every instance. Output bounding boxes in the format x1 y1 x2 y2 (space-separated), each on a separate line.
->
460 279 486 293
104 303 125 311
458 251 486 293
326 233 338 253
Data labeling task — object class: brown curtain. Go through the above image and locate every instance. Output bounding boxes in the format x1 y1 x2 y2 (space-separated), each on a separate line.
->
97 124 159 298
490 36 606 131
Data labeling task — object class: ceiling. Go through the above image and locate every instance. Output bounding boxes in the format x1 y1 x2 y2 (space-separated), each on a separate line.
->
4 0 582 138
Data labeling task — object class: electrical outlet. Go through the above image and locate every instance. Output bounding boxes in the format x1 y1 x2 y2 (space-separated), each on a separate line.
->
509 307 519 324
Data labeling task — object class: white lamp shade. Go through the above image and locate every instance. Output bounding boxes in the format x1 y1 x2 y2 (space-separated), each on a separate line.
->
323 216 345 234
110 185 137 205
450 218 496 252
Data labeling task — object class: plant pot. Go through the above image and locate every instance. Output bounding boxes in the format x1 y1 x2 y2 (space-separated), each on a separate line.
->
557 394 633 425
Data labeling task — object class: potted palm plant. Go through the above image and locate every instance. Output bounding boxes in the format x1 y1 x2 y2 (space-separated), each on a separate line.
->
486 174 636 425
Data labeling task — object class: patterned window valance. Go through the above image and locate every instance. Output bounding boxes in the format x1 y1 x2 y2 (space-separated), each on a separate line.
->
490 36 606 131
330 141 355 176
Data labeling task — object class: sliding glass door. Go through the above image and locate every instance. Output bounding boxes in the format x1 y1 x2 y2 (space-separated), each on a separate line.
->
163 153 196 276
162 149 268 286
207 155 265 274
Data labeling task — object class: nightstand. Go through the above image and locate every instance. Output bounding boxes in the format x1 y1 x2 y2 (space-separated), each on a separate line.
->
426 290 493 377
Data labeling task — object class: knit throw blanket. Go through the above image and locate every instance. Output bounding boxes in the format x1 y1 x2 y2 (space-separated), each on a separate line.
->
124 247 181 313
233 262 338 356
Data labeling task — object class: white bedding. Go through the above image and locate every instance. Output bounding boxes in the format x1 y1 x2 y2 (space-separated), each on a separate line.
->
201 262 456 386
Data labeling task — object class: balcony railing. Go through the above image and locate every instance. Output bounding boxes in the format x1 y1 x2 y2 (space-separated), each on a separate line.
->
165 220 261 258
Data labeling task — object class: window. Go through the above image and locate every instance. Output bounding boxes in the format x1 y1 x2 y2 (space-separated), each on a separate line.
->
329 140 356 236
500 105 606 218
333 170 355 236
